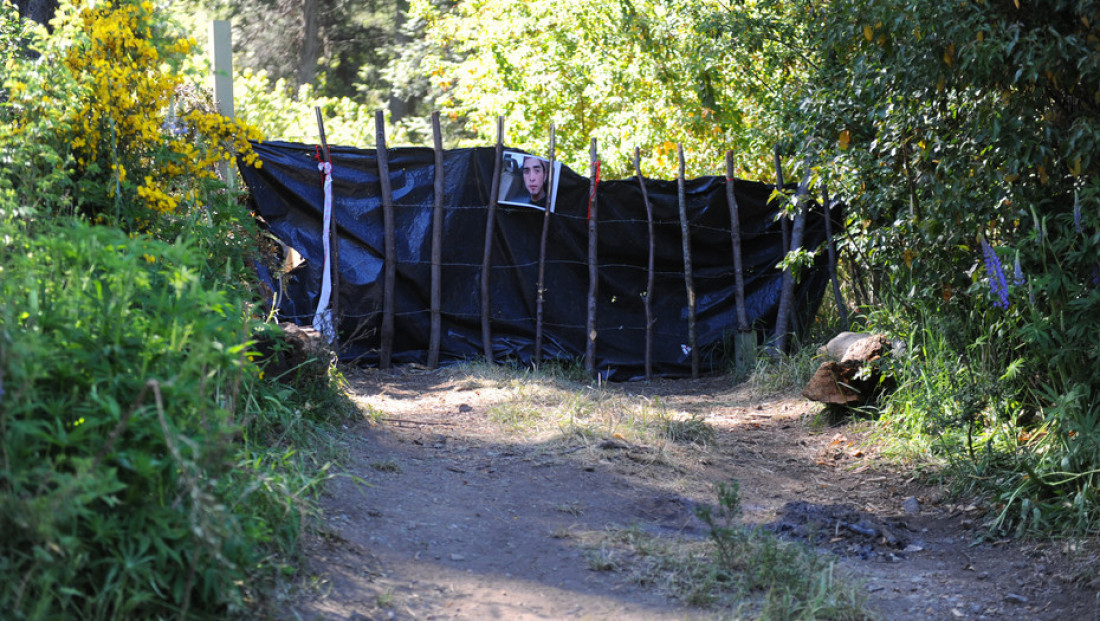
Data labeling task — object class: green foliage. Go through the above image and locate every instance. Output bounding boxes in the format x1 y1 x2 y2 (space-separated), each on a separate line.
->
412 0 815 178
0 2 349 617
791 0 1100 534
683 482 871 619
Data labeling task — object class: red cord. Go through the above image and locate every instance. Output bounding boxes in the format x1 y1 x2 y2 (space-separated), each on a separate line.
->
588 160 601 220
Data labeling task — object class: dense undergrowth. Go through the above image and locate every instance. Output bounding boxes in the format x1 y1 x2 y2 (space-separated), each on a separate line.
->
0 2 348 618
795 0 1100 537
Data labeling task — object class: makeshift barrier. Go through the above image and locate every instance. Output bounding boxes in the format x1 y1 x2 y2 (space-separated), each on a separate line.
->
240 140 837 380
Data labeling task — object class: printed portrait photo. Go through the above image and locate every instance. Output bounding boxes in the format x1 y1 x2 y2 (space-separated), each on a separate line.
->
498 151 562 212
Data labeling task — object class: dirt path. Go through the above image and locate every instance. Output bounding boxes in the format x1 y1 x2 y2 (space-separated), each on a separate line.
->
282 366 1099 620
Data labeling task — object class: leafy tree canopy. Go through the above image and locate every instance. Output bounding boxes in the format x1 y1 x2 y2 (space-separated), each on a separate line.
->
413 0 818 178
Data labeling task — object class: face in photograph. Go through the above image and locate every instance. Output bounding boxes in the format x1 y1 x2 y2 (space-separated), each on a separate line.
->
521 156 548 203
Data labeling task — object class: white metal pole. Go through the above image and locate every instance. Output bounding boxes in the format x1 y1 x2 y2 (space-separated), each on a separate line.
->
210 20 235 189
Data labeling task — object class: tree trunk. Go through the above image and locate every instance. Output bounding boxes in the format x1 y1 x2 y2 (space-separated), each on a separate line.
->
772 169 812 355
298 0 321 89
15 0 58 29
388 0 411 122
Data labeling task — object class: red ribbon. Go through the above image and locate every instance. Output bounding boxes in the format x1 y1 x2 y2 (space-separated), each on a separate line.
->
588 160 601 221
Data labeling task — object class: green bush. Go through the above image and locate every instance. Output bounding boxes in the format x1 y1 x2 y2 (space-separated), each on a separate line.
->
0 4 349 617
0 220 313 618
787 0 1100 535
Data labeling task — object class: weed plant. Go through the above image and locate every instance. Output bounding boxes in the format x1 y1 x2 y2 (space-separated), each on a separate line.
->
0 4 351 617
581 482 870 619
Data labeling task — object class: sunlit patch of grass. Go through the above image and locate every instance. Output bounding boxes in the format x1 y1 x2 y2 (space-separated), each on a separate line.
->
747 343 822 397
660 412 716 446
488 402 544 431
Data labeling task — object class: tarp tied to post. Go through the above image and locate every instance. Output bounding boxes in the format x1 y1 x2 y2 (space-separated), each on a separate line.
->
240 140 836 381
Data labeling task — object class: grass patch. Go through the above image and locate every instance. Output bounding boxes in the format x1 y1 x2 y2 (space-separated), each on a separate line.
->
660 412 717 446
573 482 872 619
369 460 402 473
747 344 822 397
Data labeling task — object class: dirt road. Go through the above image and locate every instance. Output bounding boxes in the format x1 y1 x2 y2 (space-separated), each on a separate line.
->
282 365 1098 620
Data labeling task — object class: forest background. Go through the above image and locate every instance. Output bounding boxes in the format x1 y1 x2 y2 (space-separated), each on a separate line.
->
2 0 1099 618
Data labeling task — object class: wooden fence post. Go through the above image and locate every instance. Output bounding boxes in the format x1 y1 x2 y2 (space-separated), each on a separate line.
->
633 147 656 381
428 111 445 368
534 124 555 367
677 144 699 379
726 151 754 375
315 107 339 349
481 117 504 364
822 180 849 330
585 138 599 376
376 111 396 369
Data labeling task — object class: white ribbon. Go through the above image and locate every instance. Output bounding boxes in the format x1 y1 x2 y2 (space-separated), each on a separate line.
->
312 160 335 343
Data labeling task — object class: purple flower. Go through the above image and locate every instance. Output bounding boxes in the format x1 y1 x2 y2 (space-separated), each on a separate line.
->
981 237 1010 310
1013 255 1024 287
1074 192 1082 234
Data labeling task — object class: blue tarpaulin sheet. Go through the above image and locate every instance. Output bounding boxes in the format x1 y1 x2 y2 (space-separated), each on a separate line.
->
240 141 836 380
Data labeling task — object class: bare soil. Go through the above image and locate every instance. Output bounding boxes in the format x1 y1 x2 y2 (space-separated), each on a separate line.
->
281 366 1100 620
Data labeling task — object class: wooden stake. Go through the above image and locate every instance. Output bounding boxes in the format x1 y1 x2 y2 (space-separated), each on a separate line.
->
772 167 812 355
428 111 444 368
376 110 396 369
726 150 754 374
315 107 339 350
677 144 699 379
481 117 504 364
725 151 748 331
534 124 555 367
822 181 849 330
585 138 598 376
633 147 655 381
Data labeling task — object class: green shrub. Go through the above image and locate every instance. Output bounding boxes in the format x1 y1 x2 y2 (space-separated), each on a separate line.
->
0 210 346 621
0 223 234 617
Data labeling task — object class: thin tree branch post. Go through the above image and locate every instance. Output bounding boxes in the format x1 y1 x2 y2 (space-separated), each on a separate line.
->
677 144 699 379
725 150 754 375
585 138 599 376
315 107 339 351
774 145 789 254
428 111 445 368
821 181 849 331
772 166 812 356
633 147 656 382
534 124 556 367
481 117 505 364
376 110 396 369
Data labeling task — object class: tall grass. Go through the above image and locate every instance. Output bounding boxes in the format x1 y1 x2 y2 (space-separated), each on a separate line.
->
0 220 350 618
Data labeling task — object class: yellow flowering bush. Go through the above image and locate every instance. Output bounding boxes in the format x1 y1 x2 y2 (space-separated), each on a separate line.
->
47 0 263 224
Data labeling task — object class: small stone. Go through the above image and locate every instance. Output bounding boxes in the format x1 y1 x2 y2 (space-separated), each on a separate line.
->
1004 593 1029 604
450 553 466 561
902 496 921 514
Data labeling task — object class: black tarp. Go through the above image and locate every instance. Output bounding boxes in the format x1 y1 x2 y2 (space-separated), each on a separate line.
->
241 140 836 380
